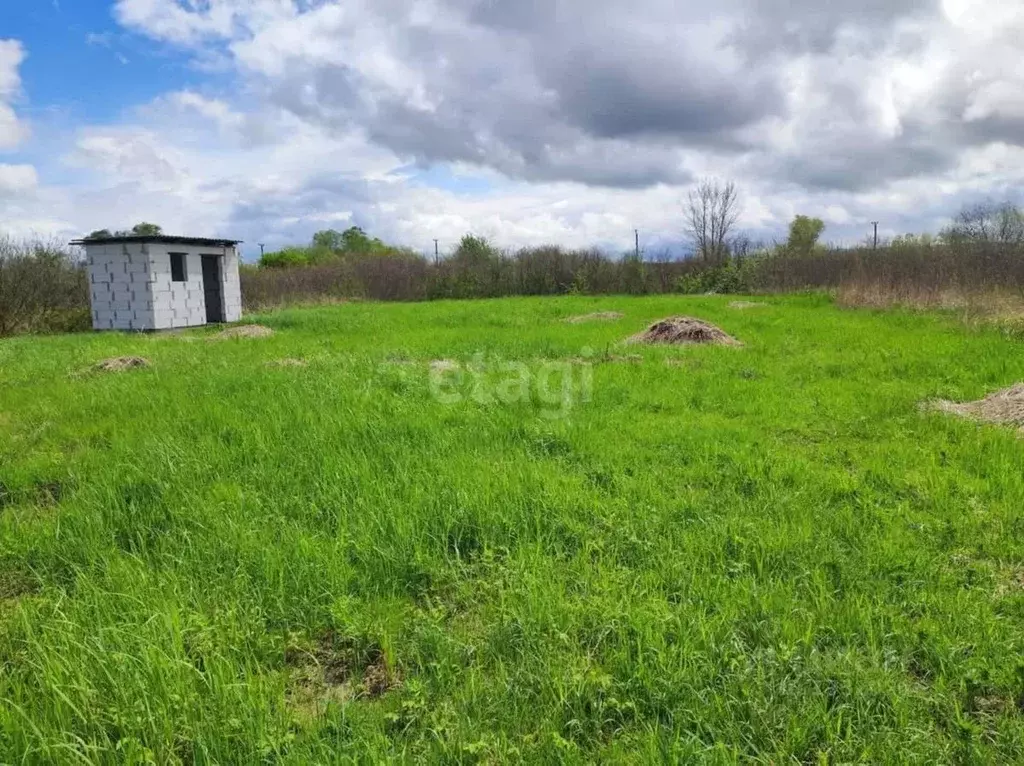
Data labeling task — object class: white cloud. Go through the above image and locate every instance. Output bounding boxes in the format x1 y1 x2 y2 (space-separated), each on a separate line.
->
4 1 1023 253
0 163 37 195
0 39 28 150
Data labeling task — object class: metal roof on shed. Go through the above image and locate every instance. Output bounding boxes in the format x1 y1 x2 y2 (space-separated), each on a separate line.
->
70 235 242 247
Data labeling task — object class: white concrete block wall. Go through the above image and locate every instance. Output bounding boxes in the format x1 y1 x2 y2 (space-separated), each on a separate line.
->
220 248 243 322
85 240 242 331
86 243 156 331
147 245 208 329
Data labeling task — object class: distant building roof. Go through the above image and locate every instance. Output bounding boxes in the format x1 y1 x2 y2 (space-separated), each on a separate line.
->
70 235 242 247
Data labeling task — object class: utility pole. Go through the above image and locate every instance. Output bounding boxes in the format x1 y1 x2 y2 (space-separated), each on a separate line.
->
635 229 640 260
258 243 265 257
871 222 879 250
434 239 439 264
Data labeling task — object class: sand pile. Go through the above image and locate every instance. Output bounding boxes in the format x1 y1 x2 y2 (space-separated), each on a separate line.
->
929 384 1024 430
628 317 739 346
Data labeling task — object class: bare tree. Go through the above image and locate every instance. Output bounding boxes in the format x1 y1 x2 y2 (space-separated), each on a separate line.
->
684 179 741 262
943 201 1024 248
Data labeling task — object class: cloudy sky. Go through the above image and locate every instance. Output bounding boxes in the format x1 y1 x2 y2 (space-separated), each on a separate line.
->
2 0 1022 258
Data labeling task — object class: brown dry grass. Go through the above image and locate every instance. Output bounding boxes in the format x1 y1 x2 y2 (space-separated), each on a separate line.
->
266 358 307 368
628 317 740 346
93 356 150 373
429 359 460 372
0 569 38 602
213 324 274 340
926 383 1024 432
565 312 625 323
836 284 1024 322
570 354 643 365
285 632 400 723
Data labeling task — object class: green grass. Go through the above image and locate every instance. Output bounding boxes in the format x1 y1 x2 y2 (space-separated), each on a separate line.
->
3 294 1024 763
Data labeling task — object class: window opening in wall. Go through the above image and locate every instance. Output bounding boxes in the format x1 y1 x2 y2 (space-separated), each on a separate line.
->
170 252 187 282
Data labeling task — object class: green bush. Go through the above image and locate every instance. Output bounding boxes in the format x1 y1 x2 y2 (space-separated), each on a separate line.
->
675 259 753 294
259 247 313 269
0 238 90 336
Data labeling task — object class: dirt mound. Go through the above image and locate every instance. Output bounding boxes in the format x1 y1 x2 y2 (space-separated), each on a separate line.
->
628 317 739 346
566 312 625 323
94 356 150 372
729 301 766 310
929 384 1024 430
214 324 274 340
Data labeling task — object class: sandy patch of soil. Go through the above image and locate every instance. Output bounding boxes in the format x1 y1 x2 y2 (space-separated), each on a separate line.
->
628 317 740 346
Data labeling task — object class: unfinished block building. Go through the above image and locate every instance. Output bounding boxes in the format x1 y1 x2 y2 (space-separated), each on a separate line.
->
74 235 243 331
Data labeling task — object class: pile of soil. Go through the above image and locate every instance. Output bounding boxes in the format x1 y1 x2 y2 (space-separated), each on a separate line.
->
565 312 625 323
929 384 1024 430
214 324 274 340
729 301 766 310
93 356 150 372
628 317 740 346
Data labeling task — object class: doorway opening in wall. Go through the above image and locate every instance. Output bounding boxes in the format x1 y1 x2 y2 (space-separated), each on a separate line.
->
201 255 226 323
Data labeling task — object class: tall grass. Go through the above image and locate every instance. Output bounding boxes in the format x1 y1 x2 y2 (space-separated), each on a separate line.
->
3 295 1024 761
752 242 1024 309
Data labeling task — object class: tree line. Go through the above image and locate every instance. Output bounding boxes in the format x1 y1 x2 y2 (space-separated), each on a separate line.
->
1 193 1023 336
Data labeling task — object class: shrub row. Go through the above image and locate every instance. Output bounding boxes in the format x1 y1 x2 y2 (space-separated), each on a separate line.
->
4 236 1024 336
0 238 90 336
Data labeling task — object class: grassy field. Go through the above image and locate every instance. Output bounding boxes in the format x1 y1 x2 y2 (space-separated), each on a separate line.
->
2 294 1024 763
